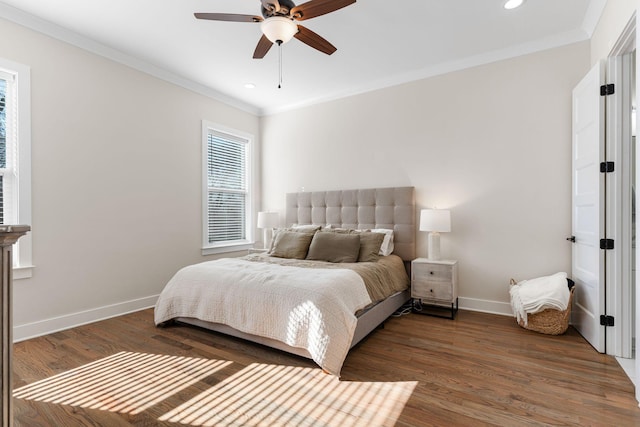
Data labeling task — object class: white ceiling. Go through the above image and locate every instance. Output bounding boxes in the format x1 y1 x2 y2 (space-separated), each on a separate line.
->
0 0 606 115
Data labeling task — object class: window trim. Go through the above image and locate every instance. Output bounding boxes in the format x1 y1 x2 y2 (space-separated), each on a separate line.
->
0 58 32 279
201 121 254 255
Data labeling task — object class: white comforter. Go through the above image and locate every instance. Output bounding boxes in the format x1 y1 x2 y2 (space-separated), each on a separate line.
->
154 258 373 376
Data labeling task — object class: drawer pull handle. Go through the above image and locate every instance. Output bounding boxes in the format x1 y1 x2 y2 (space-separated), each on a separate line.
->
429 271 434 275
430 289 433 293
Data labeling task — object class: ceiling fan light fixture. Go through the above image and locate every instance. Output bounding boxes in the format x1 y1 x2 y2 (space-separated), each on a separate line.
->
261 16 298 44
503 0 525 9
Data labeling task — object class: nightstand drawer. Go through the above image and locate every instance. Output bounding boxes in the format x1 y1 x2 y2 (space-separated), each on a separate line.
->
412 280 453 301
411 258 458 319
412 263 452 283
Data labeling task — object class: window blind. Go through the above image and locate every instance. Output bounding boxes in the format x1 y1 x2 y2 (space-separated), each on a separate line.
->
0 70 17 227
206 130 248 244
0 75 8 225
0 60 33 276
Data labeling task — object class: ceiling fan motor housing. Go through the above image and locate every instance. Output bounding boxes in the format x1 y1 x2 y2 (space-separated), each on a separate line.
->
262 0 296 18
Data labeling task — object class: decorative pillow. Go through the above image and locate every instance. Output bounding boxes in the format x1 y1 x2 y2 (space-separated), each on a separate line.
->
353 231 385 262
270 230 314 259
306 231 361 263
372 228 394 256
269 226 318 253
323 227 384 261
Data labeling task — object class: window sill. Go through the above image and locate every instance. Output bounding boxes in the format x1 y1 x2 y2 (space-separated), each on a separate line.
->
202 242 255 256
14 265 34 280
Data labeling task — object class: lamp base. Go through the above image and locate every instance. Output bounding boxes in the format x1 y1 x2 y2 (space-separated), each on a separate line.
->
263 228 274 250
427 232 441 260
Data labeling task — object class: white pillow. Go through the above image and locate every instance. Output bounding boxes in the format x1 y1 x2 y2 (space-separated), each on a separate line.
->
372 228 394 256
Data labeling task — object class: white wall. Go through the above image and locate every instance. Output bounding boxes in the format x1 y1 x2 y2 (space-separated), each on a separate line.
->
261 41 591 313
0 18 260 339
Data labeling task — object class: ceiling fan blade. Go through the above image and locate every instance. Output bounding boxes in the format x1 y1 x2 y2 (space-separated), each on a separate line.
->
290 0 356 21
294 25 336 55
253 34 274 59
194 13 263 23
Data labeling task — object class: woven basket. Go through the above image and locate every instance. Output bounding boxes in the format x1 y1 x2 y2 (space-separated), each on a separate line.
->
510 278 575 335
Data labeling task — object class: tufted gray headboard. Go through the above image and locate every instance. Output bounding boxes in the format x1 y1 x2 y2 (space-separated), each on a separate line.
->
285 187 416 261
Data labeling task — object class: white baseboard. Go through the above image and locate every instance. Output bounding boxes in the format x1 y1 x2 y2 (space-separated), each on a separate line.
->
458 297 513 316
12 294 513 343
13 294 160 342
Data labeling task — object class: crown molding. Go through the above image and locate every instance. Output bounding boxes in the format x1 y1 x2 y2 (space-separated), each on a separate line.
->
0 2 261 116
261 28 590 116
582 0 608 38
0 1 602 118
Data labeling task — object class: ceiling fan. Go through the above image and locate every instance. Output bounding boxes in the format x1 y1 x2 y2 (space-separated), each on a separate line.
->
194 0 356 59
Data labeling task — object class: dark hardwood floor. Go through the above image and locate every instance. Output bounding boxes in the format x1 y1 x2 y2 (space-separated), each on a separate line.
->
12 308 640 426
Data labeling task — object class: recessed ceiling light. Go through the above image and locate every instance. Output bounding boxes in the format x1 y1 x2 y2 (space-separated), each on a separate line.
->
244 83 256 89
504 0 525 10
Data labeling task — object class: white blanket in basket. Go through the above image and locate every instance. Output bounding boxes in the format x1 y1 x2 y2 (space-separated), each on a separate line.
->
509 272 570 326
154 258 373 376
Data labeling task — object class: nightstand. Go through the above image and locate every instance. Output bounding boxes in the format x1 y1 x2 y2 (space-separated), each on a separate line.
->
411 258 458 319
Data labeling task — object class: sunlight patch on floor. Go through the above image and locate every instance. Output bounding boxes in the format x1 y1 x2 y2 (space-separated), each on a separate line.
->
13 351 231 414
159 362 417 427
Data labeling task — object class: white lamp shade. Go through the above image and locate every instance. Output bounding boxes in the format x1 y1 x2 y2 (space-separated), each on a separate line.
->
257 211 279 229
260 17 298 44
419 209 451 232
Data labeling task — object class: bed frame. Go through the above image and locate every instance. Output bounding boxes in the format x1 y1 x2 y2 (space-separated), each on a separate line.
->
178 186 416 360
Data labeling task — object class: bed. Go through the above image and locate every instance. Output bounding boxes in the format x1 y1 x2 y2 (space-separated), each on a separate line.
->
154 186 416 375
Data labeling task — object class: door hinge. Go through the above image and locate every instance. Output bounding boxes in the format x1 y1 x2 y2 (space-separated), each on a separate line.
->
600 239 614 250
600 315 615 327
600 83 615 96
600 161 614 173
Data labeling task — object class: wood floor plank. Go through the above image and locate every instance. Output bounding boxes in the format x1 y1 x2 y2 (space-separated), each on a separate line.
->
11 308 640 426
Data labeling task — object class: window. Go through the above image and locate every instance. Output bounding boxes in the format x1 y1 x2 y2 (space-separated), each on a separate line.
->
0 71 17 227
0 59 32 278
202 121 253 255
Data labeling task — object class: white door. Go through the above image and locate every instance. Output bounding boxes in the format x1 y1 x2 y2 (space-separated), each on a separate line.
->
571 61 606 353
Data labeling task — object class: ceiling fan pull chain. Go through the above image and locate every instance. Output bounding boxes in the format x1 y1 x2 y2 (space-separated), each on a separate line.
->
278 40 283 89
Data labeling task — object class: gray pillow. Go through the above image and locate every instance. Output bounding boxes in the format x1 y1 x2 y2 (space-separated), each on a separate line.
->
354 231 385 262
270 230 314 259
306 231 360 263
323 228 384 262
269 227 318 254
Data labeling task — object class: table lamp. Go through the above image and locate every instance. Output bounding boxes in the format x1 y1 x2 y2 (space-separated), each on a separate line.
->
419 209 451 260
257 211 279 249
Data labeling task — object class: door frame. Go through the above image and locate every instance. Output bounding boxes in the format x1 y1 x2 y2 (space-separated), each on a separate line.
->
605 51 635 359
604 11 638 400
607 14 636 360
